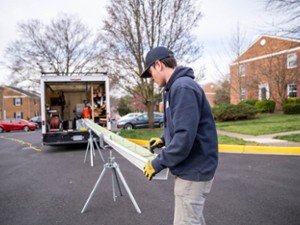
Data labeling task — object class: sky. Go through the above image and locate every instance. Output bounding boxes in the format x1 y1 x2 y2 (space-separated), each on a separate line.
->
0 0 276 86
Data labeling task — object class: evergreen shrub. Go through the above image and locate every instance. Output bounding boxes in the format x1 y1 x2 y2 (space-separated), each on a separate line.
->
212 104 258 121
254 100 276 113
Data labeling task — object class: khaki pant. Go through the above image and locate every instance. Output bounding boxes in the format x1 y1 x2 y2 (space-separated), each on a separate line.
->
174 177 213 225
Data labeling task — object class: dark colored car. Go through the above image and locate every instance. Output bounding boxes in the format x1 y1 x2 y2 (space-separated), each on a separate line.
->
117 112 164 130
30 116 41 128
0 118 36 132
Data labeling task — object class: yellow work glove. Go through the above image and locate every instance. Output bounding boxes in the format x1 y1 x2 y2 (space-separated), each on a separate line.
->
149 138 164 153
143 161 156 181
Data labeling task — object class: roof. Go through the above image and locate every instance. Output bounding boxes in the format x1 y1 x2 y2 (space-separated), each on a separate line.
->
3 86 40 98
233 35 300 64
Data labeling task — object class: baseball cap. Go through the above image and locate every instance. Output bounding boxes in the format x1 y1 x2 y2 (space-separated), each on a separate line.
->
140 46 174 78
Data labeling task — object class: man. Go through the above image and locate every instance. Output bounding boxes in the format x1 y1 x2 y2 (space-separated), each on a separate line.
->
141 46 218 225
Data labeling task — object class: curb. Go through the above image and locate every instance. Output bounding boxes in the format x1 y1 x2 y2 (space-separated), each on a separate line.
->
127 138 300 156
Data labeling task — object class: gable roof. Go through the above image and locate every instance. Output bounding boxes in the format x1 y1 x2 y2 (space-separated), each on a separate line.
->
234 35 300 63
3 86 40 98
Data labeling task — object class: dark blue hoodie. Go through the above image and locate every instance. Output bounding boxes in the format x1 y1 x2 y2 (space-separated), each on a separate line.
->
151 66 218 181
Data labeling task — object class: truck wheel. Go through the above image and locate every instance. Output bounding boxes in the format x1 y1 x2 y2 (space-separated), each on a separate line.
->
124 124 133 130
23 126 29 132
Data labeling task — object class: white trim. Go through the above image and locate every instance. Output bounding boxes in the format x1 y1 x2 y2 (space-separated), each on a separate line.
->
231 46 300 65
258 83 270 100
3 96 27 98
240 88 246 100
287 53 297 69
287 83 297 97
236 35 300 61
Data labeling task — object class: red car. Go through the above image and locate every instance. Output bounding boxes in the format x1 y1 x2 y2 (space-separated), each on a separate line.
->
0 119 36 132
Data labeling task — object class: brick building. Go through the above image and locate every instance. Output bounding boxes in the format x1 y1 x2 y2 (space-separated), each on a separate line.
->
230 35 300 109
0 86 41 120
201 82 221 106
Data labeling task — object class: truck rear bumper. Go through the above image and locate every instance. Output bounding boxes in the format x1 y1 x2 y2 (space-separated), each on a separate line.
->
42 131 90 145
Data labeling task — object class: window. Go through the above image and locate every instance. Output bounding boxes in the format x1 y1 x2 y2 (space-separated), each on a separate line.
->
239 64 245 76
14 112 23 119
14 98 22 106
240 88 246 100
287 53 297 69
287 84 297 97
258 84 270 100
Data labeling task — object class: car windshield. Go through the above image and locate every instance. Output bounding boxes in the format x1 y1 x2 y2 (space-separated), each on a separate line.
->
121 113 140 119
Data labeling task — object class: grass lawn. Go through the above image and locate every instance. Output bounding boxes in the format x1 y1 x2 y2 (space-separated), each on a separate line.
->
116 128 256 145
274 134 300 143
216 113 300 135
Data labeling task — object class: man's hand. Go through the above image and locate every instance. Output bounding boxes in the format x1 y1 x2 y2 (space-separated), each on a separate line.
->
143 161 156 181
149 138 164 153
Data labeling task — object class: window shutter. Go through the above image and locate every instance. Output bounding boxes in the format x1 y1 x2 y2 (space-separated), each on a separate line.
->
20 98 22 105
14 112 16 118
21 112 23 119
13 98 15 105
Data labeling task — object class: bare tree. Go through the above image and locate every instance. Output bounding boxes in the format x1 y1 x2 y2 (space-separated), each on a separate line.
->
101 0 203 127
5 13 105 87
264 0 300 36
213 23 253 103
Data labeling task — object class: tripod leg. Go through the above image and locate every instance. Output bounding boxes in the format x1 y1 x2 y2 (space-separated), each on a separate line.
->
112 173 117 201
115 166 141 213
84 141 90 163
92 141 96 157
90 139 94 167
112 168 123 197
81 167 107 213
94 138 105 162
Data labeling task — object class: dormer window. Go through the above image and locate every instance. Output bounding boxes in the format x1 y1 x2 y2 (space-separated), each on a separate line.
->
287 53 297 69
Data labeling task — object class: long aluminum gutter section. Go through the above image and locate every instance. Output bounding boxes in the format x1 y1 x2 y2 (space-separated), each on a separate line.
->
83 119 169 180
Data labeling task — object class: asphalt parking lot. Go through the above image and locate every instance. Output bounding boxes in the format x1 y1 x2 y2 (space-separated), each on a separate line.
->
0 131 300 225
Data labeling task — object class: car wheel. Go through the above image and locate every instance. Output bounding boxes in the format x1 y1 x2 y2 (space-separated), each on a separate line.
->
0 127 3 133
23 126 29 132
124 124 133 130
159 123 164 128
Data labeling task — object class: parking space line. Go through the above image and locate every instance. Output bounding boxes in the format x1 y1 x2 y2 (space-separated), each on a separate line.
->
0 136 41 152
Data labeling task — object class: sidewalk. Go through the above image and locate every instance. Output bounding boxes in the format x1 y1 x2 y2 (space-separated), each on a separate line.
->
217 130 300 147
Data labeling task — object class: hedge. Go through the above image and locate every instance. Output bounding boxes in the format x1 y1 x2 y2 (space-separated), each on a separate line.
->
283 103 300 114
212 104 258 121
254 100 276 113
239 99 257 106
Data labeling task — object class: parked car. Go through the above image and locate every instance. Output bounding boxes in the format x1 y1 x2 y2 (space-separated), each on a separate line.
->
117 112 164 129
0 119 36 132
119 113 141 120
29 116 41 128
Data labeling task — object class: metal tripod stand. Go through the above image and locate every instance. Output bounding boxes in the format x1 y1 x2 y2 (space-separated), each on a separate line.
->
84 130 105 167
81 151 141 214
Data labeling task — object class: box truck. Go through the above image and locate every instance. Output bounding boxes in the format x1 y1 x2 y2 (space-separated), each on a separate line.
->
40 74 111 145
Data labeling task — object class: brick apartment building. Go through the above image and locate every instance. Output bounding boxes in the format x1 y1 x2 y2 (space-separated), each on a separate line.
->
201 82 221 106
0 86 41 120
230 35 300 109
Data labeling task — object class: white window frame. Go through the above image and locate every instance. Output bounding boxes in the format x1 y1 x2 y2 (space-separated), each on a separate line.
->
258 83 270 100
15 112 22 119
240 88 246 100
239 64 245 77
14 98 22 106
287 53 297 69
287 83 297 97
